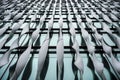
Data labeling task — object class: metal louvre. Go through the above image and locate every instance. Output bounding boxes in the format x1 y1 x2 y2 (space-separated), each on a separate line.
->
0 0 120 80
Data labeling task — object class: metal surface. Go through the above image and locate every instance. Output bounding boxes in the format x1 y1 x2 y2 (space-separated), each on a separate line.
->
0 0 120 80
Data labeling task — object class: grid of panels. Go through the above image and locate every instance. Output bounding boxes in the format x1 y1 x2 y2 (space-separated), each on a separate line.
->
0 0 120 80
